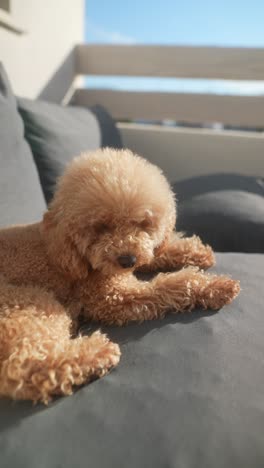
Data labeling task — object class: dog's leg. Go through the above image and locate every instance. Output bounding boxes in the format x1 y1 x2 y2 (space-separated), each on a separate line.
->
0 281 120 403
86 268 240 326
139 232 215 272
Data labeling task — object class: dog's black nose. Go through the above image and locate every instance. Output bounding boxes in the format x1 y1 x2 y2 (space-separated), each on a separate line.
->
117 255 137 268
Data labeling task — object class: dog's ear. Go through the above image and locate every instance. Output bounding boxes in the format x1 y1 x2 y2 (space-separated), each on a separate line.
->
42 210 89 280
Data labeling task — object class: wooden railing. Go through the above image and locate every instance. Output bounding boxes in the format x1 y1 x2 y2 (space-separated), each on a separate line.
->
76 44 264 80
74 44 264 127
69 44 264 181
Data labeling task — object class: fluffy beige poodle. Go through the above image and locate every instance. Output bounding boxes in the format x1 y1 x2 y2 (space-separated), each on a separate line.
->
0 149 240 403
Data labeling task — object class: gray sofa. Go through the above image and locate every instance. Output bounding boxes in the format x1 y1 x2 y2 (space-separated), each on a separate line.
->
1 63 264 468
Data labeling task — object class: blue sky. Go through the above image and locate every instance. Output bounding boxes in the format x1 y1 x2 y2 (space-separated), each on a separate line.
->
84 0 264 95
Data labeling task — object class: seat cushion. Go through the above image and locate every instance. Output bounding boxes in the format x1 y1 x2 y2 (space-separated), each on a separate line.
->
0 64 46 227
17 98 123 203
173 173 264 253
0 252 264 468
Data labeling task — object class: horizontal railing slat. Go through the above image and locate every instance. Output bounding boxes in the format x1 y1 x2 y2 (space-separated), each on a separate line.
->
118 123 264 181
76 44 264 80
74 88 264 127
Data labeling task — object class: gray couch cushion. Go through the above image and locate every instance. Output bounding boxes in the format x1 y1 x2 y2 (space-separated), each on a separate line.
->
0 65 46 227
174 174 264 253
17 98 123 204
0 252 263 468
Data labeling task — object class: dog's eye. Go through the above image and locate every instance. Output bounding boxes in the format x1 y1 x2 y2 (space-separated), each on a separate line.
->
139 219 153 230
94 223 110 234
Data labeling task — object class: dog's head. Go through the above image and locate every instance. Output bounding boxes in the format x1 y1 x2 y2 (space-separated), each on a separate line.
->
43 149 176 278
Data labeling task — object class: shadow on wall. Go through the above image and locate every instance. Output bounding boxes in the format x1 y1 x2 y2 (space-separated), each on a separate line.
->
38 47 76 104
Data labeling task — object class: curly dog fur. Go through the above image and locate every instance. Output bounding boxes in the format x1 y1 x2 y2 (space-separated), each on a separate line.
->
0 148 240 403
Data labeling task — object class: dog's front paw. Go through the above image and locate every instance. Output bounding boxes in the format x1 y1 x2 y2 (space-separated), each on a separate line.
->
154 269 240 313
197 275 240 310
181 236 216 269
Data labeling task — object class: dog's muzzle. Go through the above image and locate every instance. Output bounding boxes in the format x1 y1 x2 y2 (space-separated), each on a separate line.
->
117 255 137 269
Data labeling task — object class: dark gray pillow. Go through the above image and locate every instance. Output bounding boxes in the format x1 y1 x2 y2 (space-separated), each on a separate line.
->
0 64 46 227
173 174 264 253
17 98 123 203
0 252 264 468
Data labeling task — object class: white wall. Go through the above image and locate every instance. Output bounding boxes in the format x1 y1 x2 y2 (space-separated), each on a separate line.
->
0 0 84 98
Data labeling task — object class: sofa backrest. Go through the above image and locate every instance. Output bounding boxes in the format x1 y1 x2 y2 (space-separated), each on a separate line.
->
0 64 46 227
